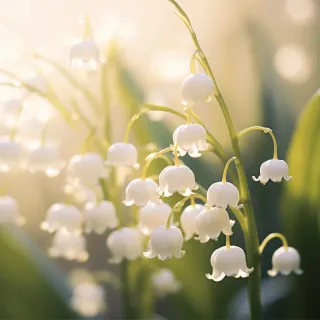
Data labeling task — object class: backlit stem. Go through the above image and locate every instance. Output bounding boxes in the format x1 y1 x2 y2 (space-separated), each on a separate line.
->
124 109 149 143
259 233 289 254
222 157 237 183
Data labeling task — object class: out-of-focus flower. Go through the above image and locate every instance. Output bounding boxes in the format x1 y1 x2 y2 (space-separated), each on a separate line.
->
24 76 49 95
268 246 303 277
152 268 181 297
158 165 197 197
0 196 25 225
105 142 139 169
206 246 253 281
207 182 240 209
1 99 22 129
0 140 25 172
180 204 204 240
253 159 292 185
106 227 144 263
144 225 185 260
70 40 100 70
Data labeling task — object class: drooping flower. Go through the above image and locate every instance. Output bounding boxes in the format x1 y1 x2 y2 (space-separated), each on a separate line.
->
180 204 204 240
173 124 207 158
0 140 25 172
1 99 23 129
105 142 139 169
158 165 198 197
0 196 25 225
70 40 100 70
83 200 118 234
253 159 292 184
207 181 241 209
195 207 234 243
123 178 160 207
144 226 185 260
268 246 303 277
41 203 82 233
152 268 181 298
67 153 104 187
181 73 214 105
206 246 253 281
71 282 106 317
28 146 65 177
138 201 172 235
106 227 144 264
49 229 88 262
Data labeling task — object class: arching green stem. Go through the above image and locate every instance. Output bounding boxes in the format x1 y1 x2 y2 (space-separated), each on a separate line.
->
259 233 289 254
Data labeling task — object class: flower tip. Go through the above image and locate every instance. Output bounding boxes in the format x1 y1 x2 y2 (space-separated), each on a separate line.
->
122 200 134 207
294 268 303 275
133 163 140 170
285 176 292 181
205 273 213 280
267 269 278 277
252 175 260 182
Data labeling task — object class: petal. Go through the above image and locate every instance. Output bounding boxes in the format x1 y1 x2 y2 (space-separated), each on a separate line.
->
294 268 303 275
267 269 278 277
180 188 193 197
252 175 260 182
123 200 134 206
143 250 157 259
212 272 226 282
205 273 214 280
284 175 292 181
195 235 210 243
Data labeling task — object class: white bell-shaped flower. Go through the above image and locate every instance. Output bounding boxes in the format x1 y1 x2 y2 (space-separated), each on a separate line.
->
71 282 106 317
181 73 214 105
253 159 292 184
83 200 118 234
268 246 303 277
173 124 207 157
195 207 234 243
28 146 65 177
67 153 104 187
144 226 185 260
106 227 144 263
158 165 198 197
180 204 204 240
206 246 253 281
138 201 172 235
41 203 82 233
124 178 160 207
0 196 25 225
207 181 240 209
152 268 181 298
105 142 139 169
0 140 24 172
70 40 100 70
1 99 22 128
49 229 88 262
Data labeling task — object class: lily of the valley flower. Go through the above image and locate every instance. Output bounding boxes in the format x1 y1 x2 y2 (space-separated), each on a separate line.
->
0 196 25 225
49 229 88 262
41 203 82 233
151 268 181 298
173 124 207 157
158 165 198 197
195 207 234 243
28 146 65 177
268 246 303 277
253 159 292 184
0 140 24 172
83 200 118 234
123 178 160 207
207 181 241 209
144 225 185 260
180 204 204 240
206 246 253 281
106 227 144 263
181 73 214 105
1 99 22 129
70 40 100 70
139 201 172 235
105 142 139 169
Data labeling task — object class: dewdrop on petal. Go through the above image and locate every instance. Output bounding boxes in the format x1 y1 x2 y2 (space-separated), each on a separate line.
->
158 165 198 197
152 268 181 298
0 140 25 172
207 181 241 209
181 73 214 105
49 229 88 262
195 207 234 243
180 204 204 240
28 146 65 177
138 201 172 235
83 200 118 234
106 227 144 263
268 246 303 277
70 40 100 70
124 178 160 207
105 142 139 169
0 196 25 225
173 124 207 158
71 282 106 317
41 203 82 233
206 246 253 281
253 159 292 185
144 226 185 261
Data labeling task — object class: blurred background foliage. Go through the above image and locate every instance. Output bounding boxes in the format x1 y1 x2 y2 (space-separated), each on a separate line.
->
0 0 319 319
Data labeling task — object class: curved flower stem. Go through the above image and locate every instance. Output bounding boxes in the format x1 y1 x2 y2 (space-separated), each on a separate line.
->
124 109 149 143
79 14 93 40
222 157 237 183
259 233 289 254
167 1 262 318
237 126 278 160
9 101 24 140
